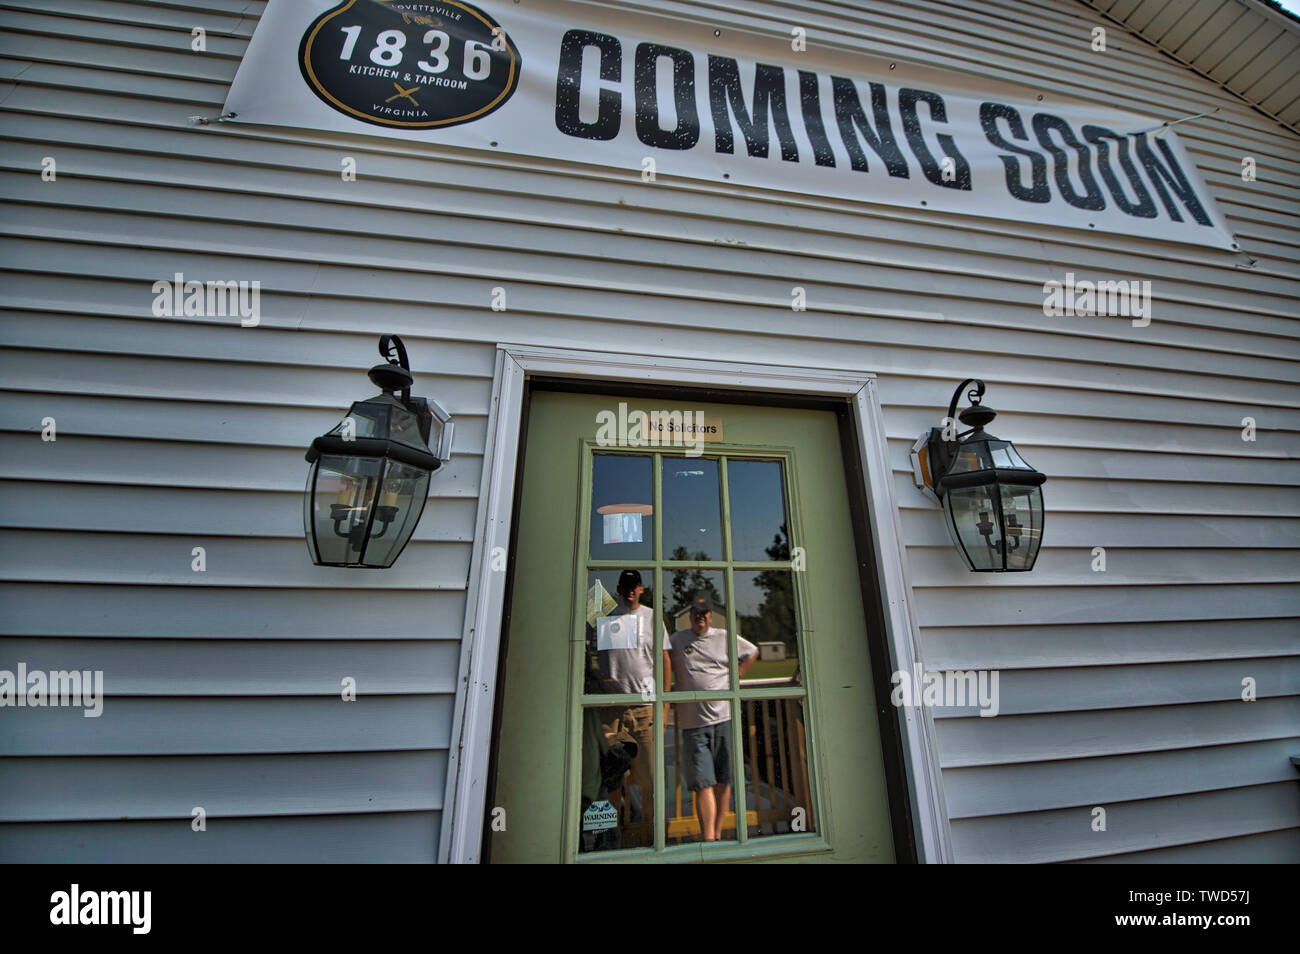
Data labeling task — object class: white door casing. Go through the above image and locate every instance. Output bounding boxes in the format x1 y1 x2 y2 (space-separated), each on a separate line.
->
438 344 953 863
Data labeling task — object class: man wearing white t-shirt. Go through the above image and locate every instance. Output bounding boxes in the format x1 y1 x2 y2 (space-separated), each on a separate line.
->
667 592 758 842
594 569 668 698
586 569 669 848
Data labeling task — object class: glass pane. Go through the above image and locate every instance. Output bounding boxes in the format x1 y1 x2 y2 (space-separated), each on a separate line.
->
388 402 425 451
665 570 759 691
988 440 1030 470
947 444 989 474
740 698 814 838
944 485 1002 570
665 568 725 642
308 455 382 565
584 568 667 696
590 454 653 561
727 459 789 562
1000 484 1044 570
734 570 799 686
668 571 733 690
664 707 737 844
579 704 656 852
333 400 387 439
661 457 722 562
360 461 430 568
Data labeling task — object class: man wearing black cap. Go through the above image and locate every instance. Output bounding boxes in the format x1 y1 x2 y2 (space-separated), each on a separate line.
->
594 569 668 698
666 591 758 842
587 569 669 847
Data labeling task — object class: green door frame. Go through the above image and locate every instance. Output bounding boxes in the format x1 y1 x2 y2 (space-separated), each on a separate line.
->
439 345 953 864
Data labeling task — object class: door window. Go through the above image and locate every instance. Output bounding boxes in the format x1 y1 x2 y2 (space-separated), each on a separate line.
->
576 449 818 856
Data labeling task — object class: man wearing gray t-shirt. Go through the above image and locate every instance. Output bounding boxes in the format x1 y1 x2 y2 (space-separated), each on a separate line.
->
667 592 758 842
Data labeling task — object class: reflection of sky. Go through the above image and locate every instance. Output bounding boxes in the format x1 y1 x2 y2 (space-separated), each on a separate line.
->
733 570 777 615
594 454 788 565
726 460 787 561
590 455 653 560
661 458 721 559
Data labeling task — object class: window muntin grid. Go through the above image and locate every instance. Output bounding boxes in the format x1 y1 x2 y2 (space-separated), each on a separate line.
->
573 447 821 858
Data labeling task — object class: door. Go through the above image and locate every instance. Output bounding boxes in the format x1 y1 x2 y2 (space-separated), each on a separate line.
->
487 389 896 862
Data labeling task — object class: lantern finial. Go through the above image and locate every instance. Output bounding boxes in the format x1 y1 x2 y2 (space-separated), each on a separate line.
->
368 334 414 397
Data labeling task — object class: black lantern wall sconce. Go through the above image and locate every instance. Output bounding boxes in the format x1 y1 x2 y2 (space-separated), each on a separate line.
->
304 335 453 568
910 379 1046 572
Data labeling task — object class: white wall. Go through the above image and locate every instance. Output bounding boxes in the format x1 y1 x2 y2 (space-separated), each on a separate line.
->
0 0 1296 861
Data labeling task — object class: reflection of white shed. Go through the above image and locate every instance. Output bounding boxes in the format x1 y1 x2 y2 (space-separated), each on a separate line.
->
758 642 787 662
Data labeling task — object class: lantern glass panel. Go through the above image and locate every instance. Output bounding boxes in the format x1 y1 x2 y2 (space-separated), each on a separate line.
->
987 440 1031 470
943 484 1004 571
303 462 314 560
307 455 384 565
331 402 389 439
947 443 990 475
360 461 432 568
387 401 427 452
999 483 1044 571
425 414 447 460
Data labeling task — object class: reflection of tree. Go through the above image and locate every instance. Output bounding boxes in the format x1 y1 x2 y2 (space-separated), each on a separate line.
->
669 546 723 615
741 525 796 656
765 524 789 561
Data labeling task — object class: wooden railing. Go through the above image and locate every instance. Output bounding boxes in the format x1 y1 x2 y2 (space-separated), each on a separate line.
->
664 697 812 841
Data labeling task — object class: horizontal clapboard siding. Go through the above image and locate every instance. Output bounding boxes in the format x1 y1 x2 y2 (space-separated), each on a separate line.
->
0 638 461 693
0 814 441 863
949 781 1299 862
1 583 469 639
0 752 444 821
0 0 1296 862
943 737 1300 817
3 697 454 756
1082 828 1300 863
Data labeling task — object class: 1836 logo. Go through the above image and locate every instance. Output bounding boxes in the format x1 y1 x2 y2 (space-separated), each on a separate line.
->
299 0 520 128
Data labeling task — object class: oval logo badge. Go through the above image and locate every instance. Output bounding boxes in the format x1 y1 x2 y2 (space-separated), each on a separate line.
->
299 0 521 129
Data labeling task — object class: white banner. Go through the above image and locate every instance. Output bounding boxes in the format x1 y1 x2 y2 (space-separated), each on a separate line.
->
225 0 1239 250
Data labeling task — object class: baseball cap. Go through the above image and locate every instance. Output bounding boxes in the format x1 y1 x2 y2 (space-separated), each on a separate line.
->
616 569 643 593
689 592 714 615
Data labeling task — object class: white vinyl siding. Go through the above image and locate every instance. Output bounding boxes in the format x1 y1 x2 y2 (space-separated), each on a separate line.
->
0 0 1296 861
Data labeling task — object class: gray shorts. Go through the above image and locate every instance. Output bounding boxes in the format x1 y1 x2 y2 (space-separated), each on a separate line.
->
680 722 732 792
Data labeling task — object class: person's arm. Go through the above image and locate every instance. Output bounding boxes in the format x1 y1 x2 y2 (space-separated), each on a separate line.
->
662 650 672 723
737 636 759 678
737 649 758 679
